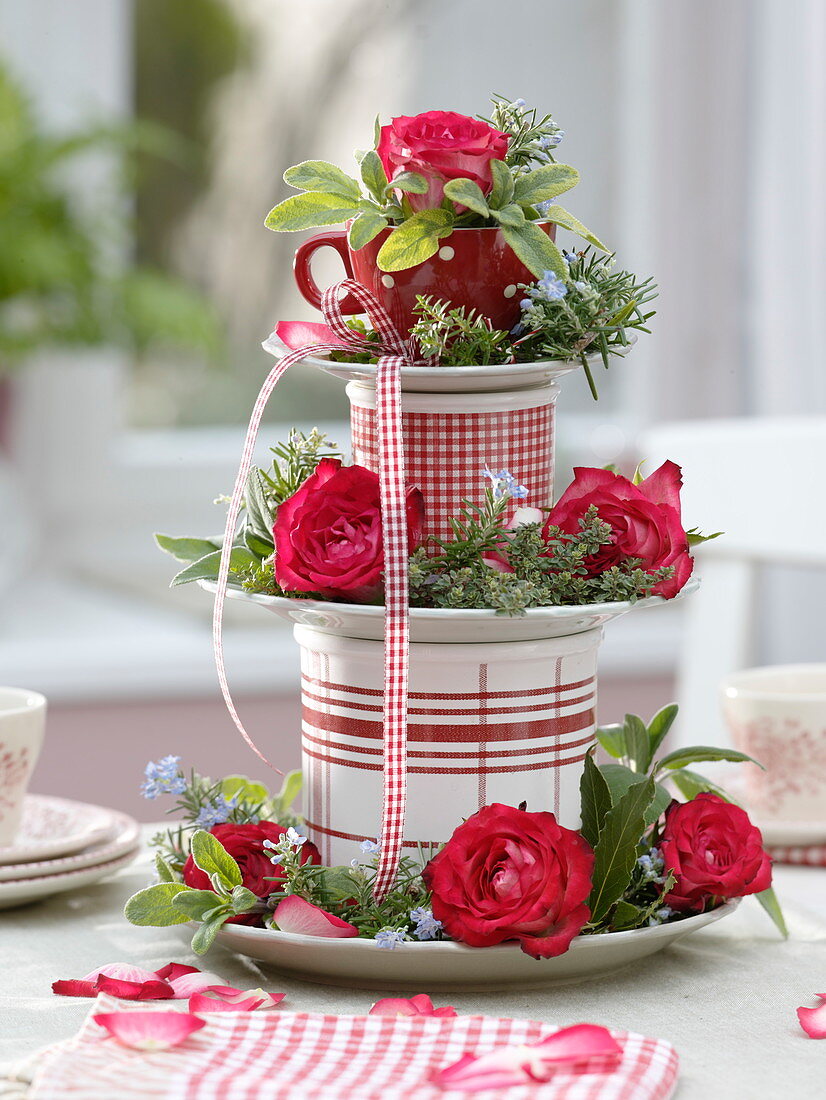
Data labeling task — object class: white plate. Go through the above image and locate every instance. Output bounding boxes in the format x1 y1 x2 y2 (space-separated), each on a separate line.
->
0 811 140 882
758 820 826 846
0 794 120 865
210 901 738 992
0 848 140 910
203 578 699 643
263 334 633 394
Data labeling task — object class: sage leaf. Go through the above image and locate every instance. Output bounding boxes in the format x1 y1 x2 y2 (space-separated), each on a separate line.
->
376 209 454 272
221 774 270 803
265 192 363 232
624 713 652 773
580 752 612 849
155 534 219 564
231 886 258 913
190 829 243 888
668 768 740 804
489 202 526 228
756 886 789 939
600 764 672 827
191 909 231 955
589 775 655 924
513 163 579 205
647 704 679 760
245 467 275 543
595 722 626 759
283 160 361 200
169 547 257 588
488 159 514 208
172 889 227 921
124 883 191 926
271 769 303 817
360 150 388 202
501 221 567 278
442 178 490 217
244 529 273 559
534 203 608 250
154 851 177 883
348 210 388 251
654 746 763 775
386 171 428 195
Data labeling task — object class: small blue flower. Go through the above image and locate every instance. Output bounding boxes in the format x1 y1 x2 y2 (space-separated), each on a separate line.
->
563 250 578 264
535 199 553 217
194 794 238 829
410 907 443 941
482 465 529 500
375 929 407 950
140 755 186 800
360 839 380 854
519 297 533 311
512 98 527 109
536 270 568 301
648 906 674 927
285 827 307 848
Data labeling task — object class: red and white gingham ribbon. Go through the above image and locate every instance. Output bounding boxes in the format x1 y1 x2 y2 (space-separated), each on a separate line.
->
213 279 422 900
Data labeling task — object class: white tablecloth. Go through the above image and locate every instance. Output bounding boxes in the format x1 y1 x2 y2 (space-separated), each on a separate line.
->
1 830 824 1098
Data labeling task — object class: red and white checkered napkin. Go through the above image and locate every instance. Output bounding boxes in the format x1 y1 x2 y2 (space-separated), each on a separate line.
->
28 999 679 1100
769 844 826 867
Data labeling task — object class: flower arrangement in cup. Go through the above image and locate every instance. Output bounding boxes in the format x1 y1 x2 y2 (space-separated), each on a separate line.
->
125 705 786 957
157 429 714 611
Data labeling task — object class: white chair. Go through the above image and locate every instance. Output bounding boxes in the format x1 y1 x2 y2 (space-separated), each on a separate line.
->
639 417 826 748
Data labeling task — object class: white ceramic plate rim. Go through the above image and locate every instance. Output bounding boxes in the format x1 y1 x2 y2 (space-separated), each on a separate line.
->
759 820 826 845
217 899 737 958
0 848 140 901
0 813 141 881
0 794 122 865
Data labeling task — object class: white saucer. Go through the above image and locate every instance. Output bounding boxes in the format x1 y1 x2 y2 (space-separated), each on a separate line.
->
0 848 140 910
0 795 119 865
759 820 826 846
0 811 140 882
209 901 737 992
203 578 699 643
263 334 633 394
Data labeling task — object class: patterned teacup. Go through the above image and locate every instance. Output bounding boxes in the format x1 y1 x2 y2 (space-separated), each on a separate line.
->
721 664 826 825
0 687 46 845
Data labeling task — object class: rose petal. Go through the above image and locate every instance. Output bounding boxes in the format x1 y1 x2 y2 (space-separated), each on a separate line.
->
94 1011 205 1051
369 994 457 1018
798 1002 826 1038
51 979 99 998
274 320 348 350
533 1024 623 1063
166 972 233 998
154 963 202 982
215 987 284 1010
271 895 359 938
83 963 161 985
95 977 175 1001
188 992 266 1014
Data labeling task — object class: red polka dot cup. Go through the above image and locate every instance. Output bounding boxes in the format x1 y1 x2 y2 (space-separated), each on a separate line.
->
0 688 46 846
293 223 556 339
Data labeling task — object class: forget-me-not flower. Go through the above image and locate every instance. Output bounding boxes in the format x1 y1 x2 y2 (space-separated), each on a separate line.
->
140 755 186 800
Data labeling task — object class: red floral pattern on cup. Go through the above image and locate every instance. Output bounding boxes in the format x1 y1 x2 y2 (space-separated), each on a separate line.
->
0 744 30 818
731 717 826 810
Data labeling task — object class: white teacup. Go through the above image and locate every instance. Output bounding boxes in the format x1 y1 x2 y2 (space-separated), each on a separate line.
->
721 664 826 826
0 687 47 846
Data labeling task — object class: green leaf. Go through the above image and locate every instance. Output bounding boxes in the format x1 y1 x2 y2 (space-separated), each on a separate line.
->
230 885 258 913
348 210 388 251
373 114 382 148
487 159 514 209
376 209 454 272
271 769 303 816
442 178 490 218
755 886 789 939
647 704 679 760
623 713 652 773
154 851 177 883
599 764 672 827
489 202 525 228
654 746 763 774
314 865 359 902
595 723 626 760
155 534 219 564
191 909 230 955
244 467 275 544
579 752 612 849
534 203 608 250
501 221 568 278
512 163 579 206
668 768 739 804
221 774 270 803
283 160 361 200
169 547 258 588
172 889 227 921
359 150 388 203
589 776 655 924
686 527 724 546
244 529 274 559
611 900 644 931
124 883 191 926
386 171 428 195
264 192 363 232
190 829 243 888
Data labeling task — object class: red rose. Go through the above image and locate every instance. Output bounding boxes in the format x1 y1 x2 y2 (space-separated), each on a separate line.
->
543 461 693 598
182 822 320 925
377 110 509 212
273 458 424 602
659 793 772 912
422 803 594 959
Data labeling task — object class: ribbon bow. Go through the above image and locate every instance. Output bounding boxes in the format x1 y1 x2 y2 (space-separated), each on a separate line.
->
213 279 423 900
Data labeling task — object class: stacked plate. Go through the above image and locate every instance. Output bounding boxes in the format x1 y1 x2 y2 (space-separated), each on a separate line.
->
0 794 141 910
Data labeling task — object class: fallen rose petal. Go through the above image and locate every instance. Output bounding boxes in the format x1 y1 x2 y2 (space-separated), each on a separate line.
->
165 972 232 998
188 992 266 1013
369 994 457 1018
94 1011 205 1051
271 895 359 938
274 320 348 350
51 979 99 998
797 1000 826 1038
435 1047 531 1091
532 1024 623 1065
95 977 175 1001
208 986 284 1010
154 963 201 982
84 964 161 985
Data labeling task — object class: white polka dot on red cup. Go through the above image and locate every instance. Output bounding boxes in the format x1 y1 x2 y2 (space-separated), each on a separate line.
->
381 275 395 289
438 246 455 261
503 284 517 298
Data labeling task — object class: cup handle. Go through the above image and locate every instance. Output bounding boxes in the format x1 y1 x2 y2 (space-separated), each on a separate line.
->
293 230 363 314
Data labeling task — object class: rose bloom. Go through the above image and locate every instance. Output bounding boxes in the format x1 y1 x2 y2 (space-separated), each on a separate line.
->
273 458 424 603
659 793 772 912
422 803 594 959
377 110 509 211
543 461 693 598
182 822 320 925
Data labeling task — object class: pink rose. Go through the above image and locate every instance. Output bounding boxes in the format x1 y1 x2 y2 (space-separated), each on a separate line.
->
660 793 772 912
422 803 594 959
273 458 425 603
377 110 509 211
543 461 693 598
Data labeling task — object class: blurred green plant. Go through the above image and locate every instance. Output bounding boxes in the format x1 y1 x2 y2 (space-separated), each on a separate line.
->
0 62 222 369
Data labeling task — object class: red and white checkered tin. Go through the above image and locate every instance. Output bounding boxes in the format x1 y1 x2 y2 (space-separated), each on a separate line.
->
297 624 601 866
347 381 558 548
